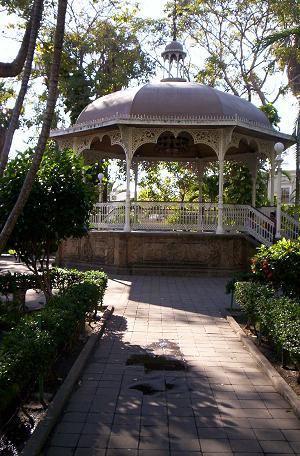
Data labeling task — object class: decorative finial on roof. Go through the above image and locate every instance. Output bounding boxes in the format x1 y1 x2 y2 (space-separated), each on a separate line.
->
161 1 187 83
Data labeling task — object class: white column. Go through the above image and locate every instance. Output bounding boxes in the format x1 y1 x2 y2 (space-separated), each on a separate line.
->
133 161 138 202
249 159 258 207
216 156 225 234
274 143 285 239
275 163 282 239
197 161 204 203
197 161 205 232
124 155 132 232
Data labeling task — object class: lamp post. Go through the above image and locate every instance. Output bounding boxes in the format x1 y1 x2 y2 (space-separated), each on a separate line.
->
97 172 104 203
274 142 284 240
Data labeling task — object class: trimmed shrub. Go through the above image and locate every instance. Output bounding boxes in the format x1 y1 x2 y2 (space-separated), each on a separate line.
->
269 297 300 364
234 281 300 371
0 269 108 417
234 281 274 328
51 267 107 306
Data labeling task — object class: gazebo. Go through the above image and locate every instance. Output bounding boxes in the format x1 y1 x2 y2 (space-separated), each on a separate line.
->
51 39 297 275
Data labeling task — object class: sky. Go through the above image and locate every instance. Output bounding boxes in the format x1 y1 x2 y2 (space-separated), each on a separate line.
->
1 0 298 169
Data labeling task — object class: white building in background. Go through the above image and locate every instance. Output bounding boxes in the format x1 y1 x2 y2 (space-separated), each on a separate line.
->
268 170 296 204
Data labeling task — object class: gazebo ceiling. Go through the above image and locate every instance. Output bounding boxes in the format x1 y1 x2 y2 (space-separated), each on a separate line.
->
76 81 271 128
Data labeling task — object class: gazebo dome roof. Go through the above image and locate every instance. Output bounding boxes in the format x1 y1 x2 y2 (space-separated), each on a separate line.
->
76 81 271 128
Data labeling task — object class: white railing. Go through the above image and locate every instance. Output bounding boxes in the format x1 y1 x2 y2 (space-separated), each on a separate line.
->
258 206 299 240
131 202 218 231
90 202 125 230
90 202 280 245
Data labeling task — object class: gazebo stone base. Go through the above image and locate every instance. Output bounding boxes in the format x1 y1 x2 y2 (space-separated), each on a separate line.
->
56 231 257 276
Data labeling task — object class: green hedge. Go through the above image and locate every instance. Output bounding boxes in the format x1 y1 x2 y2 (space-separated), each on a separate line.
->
235 281 300 368
51 267 107 305
0 269 108 417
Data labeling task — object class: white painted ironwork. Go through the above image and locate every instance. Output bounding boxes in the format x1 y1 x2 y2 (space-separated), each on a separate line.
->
259 206 299 240
223 205 275 246
90 203 125 230
90 202 282 245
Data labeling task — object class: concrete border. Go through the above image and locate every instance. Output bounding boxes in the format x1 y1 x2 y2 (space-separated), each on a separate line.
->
227 315 300 420
21 305 114 456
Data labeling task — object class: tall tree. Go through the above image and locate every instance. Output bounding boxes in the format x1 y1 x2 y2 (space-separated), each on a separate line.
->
261 19 300 203
173 0 287 105
0 0 68 253
34 3 155 124
0 0 44 176
0 19 32 78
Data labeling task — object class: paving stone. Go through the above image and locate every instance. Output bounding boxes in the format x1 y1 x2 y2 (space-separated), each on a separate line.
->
75 449 106 456
254 429 285 441
46 447 74 456
106 450 137 456
282 430 300 441
108 435 139 449
77 434 110 448
197 427 227 439
225 428 256 440
61 411 87 423
200 438 232 453
169 438 201 451
50 433 79 447
229 439 262 452
55 422 84 434
259 440 294 453
139 436 170 450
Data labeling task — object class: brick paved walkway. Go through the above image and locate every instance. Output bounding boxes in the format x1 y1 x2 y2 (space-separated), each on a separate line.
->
46 276 300 456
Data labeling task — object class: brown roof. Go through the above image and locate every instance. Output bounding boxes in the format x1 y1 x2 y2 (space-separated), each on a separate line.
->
76 81 271 127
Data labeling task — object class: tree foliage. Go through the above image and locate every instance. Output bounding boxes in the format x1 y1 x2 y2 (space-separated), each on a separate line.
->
138 160 268 206
34 3 155 124
172 0 287 105
0 144 97 298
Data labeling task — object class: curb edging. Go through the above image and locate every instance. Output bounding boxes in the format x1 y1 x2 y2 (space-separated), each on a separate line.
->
227 315 300 420
21 305 114 456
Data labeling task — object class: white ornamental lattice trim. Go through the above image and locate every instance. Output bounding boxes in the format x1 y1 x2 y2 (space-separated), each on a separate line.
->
50 113 291 140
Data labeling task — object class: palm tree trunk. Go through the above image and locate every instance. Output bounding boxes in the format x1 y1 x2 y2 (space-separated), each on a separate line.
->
0 17 32 78
0 0 44 177
0 0 68 253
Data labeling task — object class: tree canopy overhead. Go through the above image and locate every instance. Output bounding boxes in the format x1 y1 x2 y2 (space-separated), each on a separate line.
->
33 1 155 124
170 0 288 106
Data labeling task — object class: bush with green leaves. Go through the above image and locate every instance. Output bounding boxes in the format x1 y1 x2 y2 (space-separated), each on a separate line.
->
234 281 275 329
0 144 98 300
251 237 300 297
235 281 300 372
0 268 108 417
51 267 107 309
269 297 300 365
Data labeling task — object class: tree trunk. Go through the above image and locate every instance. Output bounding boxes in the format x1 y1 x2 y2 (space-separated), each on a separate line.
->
0 0 68 254
0 0 44 177
0 18 32 78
